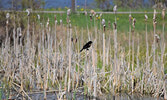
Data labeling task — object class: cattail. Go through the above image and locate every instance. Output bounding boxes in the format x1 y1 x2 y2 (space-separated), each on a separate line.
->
102 19 105 26
153 9 156 21
6 13 10 19
60 19 63 25
54 15 57 24
93 12 96 16
153 9 157 74
132 18 136 28
90 14 92 21
6 13 10 25
145 14 148 21
46 18 49 28
67 16 69 23
132 18 136 93
129 14 132 23
67 9 71 16
55 20 58 24
69 20 72 28
108 21 111 28
153 19 157 29
100 13 102 17
54 15 56 21
113 22 117 30
155 34 160 43
84 11 87 15
37 14 40 20
113 5 117 13
17 27 22 37
102 19 106 32
103 25 106 32
26 9 30 16
162 8 165 20
96 15 98 20
90 9 96 16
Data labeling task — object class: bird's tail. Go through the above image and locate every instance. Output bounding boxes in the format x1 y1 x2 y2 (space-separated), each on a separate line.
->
80 48 83 52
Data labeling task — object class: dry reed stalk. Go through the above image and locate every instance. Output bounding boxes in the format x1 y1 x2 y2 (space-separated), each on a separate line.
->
102 33 105 74
87 25 90 41
132 18 136 93
44 64 47 100
164 78 167 99
113 21 117 97
161 8 166 99
106 39 110 66
153 9 157 74
46 24 51 91
92 44 97 99
145 14 149 70
5 18 9 45
128 14 132 71
68 24 72 92
42 27 47 100
161 9 165 74
52 20 57 85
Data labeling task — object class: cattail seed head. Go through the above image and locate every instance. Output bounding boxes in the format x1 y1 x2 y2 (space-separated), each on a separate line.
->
129 14 132 23
113 5 117 14
132 18 136 28
162 8 165 20
96 15 98 20
69 23 72 28
145 14 148 21
37 14 40 20
113 22 117 30
103 25 106 32
153 19 157 29
6 13 10 19
66 16 69 23
90 9 96 16
108 21 111 28
54 15 56 21
6 20 9 24
102 19 105 26
100 13 102 17
155 34 160 43
17 27 22 37
67 9 71 16
90 14 92 21
84 11 87 15
46 18 50 27
60 19 63 25
26 9 30 16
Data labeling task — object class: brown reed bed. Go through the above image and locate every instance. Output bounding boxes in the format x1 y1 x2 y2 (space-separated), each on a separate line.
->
0 9 166 100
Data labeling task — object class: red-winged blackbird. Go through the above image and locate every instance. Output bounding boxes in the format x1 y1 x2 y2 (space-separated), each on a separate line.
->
80 41 93 52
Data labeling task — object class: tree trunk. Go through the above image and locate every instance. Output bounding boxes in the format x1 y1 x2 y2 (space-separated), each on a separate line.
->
71 0 75 12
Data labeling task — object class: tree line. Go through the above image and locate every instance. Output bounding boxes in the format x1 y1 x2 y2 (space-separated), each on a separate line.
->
94 0 167 10
0 0 166 10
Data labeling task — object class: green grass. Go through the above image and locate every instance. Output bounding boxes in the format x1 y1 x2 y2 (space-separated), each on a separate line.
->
1 9 166 33
31 11 166 32
0 84 2 100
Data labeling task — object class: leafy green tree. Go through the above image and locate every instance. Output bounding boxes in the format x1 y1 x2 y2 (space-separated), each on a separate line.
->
95 0 112 10
113 0 144 8
21 0 43 10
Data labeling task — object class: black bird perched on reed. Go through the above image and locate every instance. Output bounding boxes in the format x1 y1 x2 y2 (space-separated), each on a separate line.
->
80 41 93 52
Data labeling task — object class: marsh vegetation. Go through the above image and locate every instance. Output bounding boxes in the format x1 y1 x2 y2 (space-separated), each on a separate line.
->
0 9 167 100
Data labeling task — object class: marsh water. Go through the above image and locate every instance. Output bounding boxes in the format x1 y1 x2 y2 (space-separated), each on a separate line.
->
0 90 163 100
